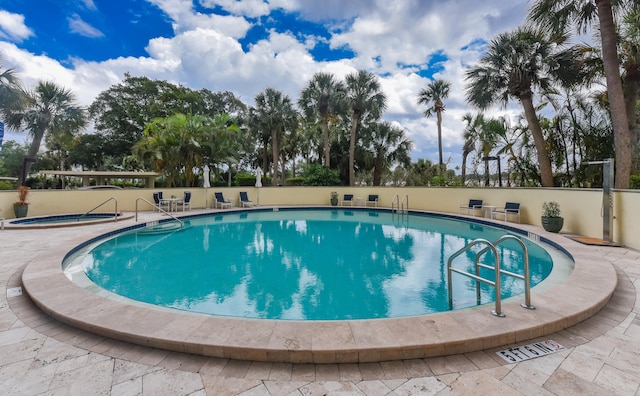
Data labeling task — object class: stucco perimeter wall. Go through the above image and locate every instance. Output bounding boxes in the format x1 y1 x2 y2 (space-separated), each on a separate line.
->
1 186 639 250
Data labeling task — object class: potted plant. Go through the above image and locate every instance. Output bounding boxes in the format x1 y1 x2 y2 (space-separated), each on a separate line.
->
14 185 30 218
541 201 563 233
330 191 339 206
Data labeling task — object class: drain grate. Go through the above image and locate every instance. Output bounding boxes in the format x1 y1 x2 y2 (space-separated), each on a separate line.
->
497 340 565 363
7 287 23 298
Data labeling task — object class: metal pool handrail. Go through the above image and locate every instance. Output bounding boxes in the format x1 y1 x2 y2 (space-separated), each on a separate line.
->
475 235 535 310
78 197 118 222
135 197 184 227
447 238 504 317
391 194 409 213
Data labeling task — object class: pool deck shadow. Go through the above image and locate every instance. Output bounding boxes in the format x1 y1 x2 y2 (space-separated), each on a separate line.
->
19 207 618 364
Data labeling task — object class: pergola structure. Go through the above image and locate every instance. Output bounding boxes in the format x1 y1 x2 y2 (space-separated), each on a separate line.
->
38 170 161 188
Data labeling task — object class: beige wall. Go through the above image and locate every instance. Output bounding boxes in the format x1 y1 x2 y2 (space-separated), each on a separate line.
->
1 187 638 249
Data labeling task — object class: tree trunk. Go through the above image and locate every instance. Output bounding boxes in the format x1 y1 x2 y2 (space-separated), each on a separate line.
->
349 112 359 186
322 117 330 167
436 110 444 175
596 0 632 188
461 152 468 186
520 95 554 187
623 75 639 172
271 129 279 186
19 132 45 185
262 142 269 179
373 160 383 186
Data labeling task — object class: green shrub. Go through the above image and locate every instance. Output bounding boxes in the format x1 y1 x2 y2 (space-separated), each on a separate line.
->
0 180 15 190
234 173 256 186
285 177 304 186
302 164 341 186
630 174 640 189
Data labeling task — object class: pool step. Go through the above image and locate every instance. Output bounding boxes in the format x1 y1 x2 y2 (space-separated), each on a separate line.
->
138 221 185 235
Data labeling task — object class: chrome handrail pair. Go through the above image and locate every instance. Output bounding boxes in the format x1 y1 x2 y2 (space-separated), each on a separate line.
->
447 235 535 317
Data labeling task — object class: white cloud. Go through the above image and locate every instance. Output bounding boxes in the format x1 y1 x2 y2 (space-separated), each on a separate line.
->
148 0 251 38
2 0 533 168
199 0 271 18
80 0 98 11
0 11 34 42
68 14 104 38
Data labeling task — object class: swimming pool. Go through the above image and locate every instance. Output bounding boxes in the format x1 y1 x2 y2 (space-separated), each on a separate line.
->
25 205 616 364
66 208 556 320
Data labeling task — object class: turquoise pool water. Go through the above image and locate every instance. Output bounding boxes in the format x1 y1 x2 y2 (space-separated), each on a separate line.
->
71 209 556 320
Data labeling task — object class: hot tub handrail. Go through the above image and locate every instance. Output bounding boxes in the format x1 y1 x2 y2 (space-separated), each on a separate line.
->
135 197 184 227
78 197 118 222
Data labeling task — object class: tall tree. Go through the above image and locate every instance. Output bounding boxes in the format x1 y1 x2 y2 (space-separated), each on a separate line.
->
0 57 24 117
253 88 298 186
201 113 242 186
3 81 86 184
465 27 562 187
619 4 640 167
362 122 413 186
345 70 387 186
529 0 633 188
68 134 107 170
299 72 345 168
462 113 490 186
134 113 211 187
417 79 451 175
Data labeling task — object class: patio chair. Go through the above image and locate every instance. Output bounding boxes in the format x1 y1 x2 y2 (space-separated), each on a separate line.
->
491 202 521 223
341 194 354 206
153 192 169 212
181 191 192 211
459 199 483 216
213 192 232 209
365 194 379 207
239 191 255 207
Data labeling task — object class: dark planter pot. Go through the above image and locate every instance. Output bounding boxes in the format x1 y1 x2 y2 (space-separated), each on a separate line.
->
13 204 28 218
330 198 338 206
541 216 563 233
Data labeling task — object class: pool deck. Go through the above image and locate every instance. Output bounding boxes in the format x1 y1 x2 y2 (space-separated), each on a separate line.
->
1 208 639 394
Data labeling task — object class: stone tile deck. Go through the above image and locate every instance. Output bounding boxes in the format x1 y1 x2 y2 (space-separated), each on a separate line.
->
1 209 638 394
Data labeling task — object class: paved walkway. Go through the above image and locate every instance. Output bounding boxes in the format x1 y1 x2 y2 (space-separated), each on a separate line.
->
0 212 639 395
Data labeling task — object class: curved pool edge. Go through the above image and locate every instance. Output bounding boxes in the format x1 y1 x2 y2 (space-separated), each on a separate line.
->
4 213 135 229
20 208 618 363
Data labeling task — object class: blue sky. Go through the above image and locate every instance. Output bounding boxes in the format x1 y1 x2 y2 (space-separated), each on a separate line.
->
0 0 530 169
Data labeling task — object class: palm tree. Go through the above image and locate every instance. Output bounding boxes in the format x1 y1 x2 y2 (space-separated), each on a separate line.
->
362 122 413 186
298 72 345 168
461 113 489 186
417 79 451 175
528 0 633 188
135 113 210 187
619 4 640 167
202 113 243 187
345 70 387 186
3 81 86 184
462 112 509 186
253 88 298 186
0 57 24 116
465 27 560 187
461 137 475 186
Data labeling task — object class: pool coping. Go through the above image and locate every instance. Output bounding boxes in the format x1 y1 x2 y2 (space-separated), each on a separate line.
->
4 213 134 229
21 207 618 363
